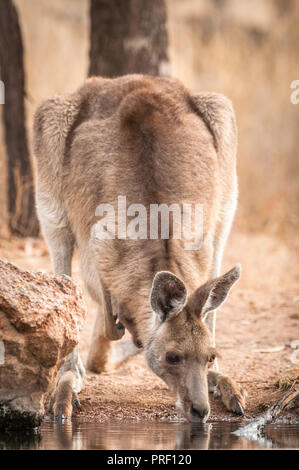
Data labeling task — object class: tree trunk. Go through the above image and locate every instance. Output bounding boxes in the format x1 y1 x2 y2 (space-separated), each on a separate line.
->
89 0 169 77
0 0 39 237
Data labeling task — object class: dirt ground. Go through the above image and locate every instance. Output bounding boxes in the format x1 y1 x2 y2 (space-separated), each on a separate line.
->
0 230 298 423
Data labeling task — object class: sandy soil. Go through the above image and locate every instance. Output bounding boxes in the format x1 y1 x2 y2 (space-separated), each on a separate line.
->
0 230 298 423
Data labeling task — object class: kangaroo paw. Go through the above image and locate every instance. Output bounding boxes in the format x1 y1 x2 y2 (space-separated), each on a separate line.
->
53 371 75 421
52 348 85 420
216 375 246 415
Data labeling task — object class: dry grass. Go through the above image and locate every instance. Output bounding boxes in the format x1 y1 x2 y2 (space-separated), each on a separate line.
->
275 377 298 391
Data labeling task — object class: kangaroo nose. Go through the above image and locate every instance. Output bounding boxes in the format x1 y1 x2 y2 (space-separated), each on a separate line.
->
190 404 210 422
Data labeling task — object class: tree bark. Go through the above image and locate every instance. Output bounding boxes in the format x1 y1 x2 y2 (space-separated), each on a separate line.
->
89 0 169 77
0 0 39 237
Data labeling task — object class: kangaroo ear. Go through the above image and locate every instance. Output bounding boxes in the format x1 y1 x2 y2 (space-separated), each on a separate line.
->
188 265 241 318
150 271 187 322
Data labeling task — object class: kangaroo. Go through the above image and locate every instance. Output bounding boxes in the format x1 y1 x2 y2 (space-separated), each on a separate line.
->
33 74 246 422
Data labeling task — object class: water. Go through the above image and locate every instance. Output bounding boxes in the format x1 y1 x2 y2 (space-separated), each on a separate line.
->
0 420 298 450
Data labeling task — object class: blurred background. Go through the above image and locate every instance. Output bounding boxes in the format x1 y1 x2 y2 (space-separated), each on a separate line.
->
0 0 298 239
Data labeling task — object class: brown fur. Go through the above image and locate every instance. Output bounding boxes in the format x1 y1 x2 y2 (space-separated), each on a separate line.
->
52 371 75 419
33 74 244 422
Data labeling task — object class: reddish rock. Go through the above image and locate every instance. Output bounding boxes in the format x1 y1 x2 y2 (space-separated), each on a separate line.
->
0 259 86 429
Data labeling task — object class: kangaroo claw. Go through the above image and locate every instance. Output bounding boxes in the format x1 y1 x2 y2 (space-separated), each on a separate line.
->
212 374 247 415
235 400 244 415
73 397 81 408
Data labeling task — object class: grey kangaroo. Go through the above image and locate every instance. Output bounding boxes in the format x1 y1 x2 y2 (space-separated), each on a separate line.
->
33 74 246 422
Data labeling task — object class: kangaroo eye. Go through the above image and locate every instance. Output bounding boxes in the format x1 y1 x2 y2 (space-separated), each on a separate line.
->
166 351 181 365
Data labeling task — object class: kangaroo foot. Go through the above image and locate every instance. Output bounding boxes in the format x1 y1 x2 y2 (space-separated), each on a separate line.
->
208 370 246 415
52 348 85 420
53 371 75 421
216 375 246 415
87 334 112 373
87 311 126 373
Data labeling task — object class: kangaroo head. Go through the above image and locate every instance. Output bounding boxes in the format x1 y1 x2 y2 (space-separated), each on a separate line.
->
144 265 241 422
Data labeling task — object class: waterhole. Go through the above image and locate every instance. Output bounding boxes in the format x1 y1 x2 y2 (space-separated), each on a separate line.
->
0 419 298 450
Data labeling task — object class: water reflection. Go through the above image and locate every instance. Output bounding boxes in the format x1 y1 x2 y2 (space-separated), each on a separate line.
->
0 428 41 450
0 420 298 450
265 423 299 449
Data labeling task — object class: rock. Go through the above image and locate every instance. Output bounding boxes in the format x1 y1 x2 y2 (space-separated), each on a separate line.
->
0 258 86 429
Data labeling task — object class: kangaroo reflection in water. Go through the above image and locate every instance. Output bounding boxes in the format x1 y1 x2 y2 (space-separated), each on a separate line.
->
43 421 213 450
1 421 298 450
36 421 263 450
